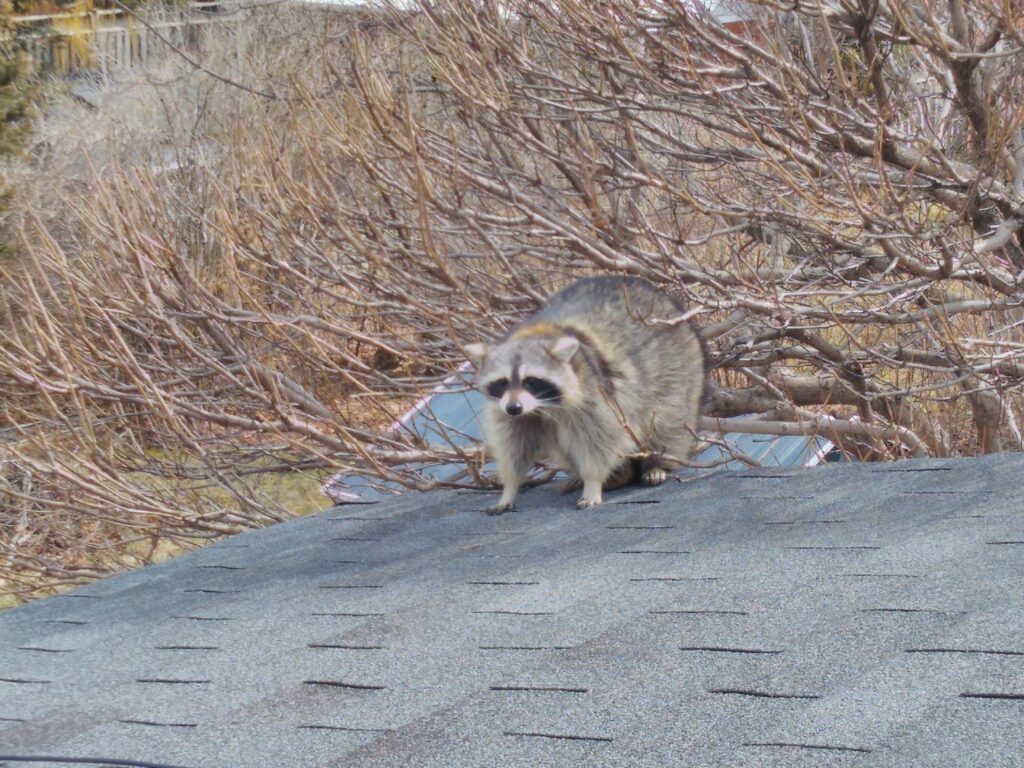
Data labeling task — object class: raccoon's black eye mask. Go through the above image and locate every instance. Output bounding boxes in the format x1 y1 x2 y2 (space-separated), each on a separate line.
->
484 376 561 403
523 377 562 402
486 378 509 399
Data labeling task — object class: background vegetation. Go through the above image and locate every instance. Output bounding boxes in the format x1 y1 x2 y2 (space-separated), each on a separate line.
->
2 0 1022 601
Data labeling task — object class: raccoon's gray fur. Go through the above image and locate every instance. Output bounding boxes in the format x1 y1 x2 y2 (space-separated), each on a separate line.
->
465 276 707 514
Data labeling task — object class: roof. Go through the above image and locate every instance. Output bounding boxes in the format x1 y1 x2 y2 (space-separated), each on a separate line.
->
2 453 1024 767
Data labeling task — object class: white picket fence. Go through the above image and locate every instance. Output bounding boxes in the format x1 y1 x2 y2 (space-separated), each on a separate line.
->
10 2 240 75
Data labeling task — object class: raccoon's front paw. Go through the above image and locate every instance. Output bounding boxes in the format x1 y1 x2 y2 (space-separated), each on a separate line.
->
576 496 603 509
642 467 668 486
486 502 516 516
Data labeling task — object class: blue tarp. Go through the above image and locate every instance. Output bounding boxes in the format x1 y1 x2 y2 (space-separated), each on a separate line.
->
324 371 835 502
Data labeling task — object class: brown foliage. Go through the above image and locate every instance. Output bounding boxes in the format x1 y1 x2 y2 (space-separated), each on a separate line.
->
2 0 1023 599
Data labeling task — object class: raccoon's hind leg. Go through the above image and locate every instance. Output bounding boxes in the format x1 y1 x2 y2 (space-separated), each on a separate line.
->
642 430 697 486
640 454 679 486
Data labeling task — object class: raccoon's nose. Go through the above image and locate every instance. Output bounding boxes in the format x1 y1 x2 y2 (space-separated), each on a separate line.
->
505 401 523 416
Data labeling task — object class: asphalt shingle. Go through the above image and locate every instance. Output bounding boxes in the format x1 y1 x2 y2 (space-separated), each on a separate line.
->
1 453 1023 767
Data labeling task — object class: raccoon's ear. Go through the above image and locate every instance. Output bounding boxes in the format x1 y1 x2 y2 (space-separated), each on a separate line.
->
549 335 580 362
463 342 489 365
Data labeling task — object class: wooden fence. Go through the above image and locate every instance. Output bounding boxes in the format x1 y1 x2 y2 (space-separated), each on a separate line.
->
8 2 240 75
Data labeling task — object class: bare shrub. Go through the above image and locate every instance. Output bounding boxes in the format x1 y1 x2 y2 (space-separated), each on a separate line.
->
2 0 1023 599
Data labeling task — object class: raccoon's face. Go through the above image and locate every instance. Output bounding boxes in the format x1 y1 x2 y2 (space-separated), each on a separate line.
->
465 335 580 417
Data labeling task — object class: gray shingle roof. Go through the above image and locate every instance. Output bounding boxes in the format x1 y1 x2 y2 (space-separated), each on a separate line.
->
2 453 1023 767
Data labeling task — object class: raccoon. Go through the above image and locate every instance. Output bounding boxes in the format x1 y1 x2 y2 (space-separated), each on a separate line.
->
465 276 707 514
